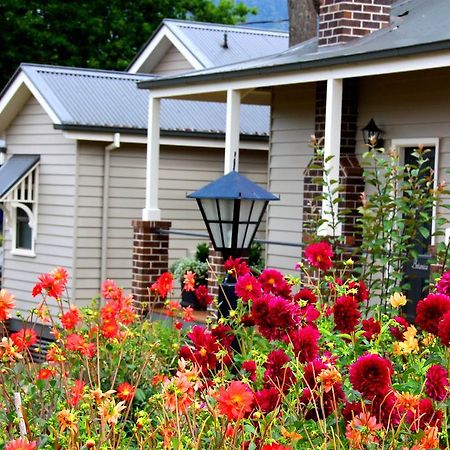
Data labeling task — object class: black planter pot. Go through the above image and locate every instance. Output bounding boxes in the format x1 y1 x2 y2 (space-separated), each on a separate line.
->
218 275 239 318
180 288 206 311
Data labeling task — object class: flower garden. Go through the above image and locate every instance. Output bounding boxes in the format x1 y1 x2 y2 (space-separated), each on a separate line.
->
0 239 449 449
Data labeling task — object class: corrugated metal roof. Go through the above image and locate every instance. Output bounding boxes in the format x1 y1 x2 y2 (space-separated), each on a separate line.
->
141 0 450 88
164 19 289 68
20 64 269 136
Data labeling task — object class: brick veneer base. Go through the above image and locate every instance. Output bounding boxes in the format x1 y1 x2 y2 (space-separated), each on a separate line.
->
132 220 171 312
207 246 225 300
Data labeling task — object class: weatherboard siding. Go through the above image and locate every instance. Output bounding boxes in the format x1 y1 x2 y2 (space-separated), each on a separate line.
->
2 97 76 315
152 44 194 75
357 68 450 241
74 142 104 305
266 84 316 273
103 144 268 293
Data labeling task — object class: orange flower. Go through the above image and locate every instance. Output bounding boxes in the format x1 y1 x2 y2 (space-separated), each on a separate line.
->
57 409 78 433
37 367 57 380
317 367 342 393
419 426 440 449
101 279 120 299
46 344 66 363
36 302 50 323
116 382 136 402
346 412 382 448
51 267 68 284
151 272 174 299
5 438 37 450
183 306 195 322
163 373 195 413
67 379 86 407
0 337 23 362
395 392 421 412
98 398 126 425
164 300 181 317
183 271 196 292
216 381 254 421
0 289 15 321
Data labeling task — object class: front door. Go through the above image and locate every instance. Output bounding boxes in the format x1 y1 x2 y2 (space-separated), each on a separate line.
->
403 146 435 321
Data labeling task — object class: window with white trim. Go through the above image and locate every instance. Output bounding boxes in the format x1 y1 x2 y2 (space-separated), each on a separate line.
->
0 155 40 257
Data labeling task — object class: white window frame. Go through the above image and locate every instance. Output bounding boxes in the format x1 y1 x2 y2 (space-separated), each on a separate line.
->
391 138 439 246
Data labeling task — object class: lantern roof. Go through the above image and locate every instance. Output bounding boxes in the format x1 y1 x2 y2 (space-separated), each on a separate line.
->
187 170 279 201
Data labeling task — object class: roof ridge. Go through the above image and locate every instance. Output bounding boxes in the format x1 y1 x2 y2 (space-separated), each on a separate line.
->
21 63 155 80
164 18 288 36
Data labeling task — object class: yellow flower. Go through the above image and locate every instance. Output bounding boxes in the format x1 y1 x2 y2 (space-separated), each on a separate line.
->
389 292 407 308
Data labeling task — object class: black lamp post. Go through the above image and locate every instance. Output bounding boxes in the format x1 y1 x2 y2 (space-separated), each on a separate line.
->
188 170 279 317
362 118 383 147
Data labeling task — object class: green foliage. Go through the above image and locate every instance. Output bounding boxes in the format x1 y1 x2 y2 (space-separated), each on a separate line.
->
248 241 265 274
170 257 208 283
0 0 255 88
195 242 210 263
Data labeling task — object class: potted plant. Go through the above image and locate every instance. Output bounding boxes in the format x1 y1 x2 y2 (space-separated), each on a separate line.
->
171 243 211 310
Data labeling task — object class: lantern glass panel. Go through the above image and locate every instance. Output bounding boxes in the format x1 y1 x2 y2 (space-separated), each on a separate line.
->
201 198 219 221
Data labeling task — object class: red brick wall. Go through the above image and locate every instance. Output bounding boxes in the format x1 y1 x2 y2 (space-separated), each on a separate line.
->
207 246 225 300
319 0 393 47
132 220 171 311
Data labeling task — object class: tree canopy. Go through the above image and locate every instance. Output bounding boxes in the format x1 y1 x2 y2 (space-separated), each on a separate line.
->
0 0 254 89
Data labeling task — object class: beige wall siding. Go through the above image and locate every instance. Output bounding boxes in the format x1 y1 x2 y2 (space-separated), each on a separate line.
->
267 84 316 273
2 97 76 315
152 44 194 75
104 144 268 292
357 68 450 240
74 143 104 305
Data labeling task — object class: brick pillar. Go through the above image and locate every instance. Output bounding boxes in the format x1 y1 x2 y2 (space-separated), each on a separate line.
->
132 220 171 311
207 245 225 300
303 79 364 246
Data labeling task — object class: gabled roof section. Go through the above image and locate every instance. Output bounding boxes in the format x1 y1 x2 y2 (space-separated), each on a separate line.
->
128 18 289 74
0 64 269 137
139 0 450 90
0 155 40 200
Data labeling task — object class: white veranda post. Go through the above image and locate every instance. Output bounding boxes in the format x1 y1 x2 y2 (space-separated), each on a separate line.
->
319 78 343 236
143 95 161 221
224 89 241 174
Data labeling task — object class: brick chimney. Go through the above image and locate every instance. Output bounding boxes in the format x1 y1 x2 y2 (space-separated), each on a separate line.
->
319 0 394 47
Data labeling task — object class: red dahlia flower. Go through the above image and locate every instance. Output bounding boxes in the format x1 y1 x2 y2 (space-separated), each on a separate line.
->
33 272 65 299
436 270 450 296
101 279 120 299
195 284 212 307
438 310 450 346
0 289 15 321
263 349 296 392
333 295 361 335
347 280 369 304
304 241 333 271
258 269 291 297
37 367 56 380
217 381 253 421
252 294 301 341
425 364 449 401
151 272 173 299
390 316 409 341
294 288 317 305
224 257 250 278
261 444 291 450
362 317 381 341
254 386 281 413
116 382 136 402
286 325 320 363
415 293 450 335
61 305 81 330
235 273 262 302
406 397 443 431
349 353 393 399
10 328 37 351
241 360 257 381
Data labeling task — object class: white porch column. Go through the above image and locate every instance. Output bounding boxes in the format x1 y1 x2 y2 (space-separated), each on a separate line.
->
319 78 343 236
224 89 241 173
142 95 161 221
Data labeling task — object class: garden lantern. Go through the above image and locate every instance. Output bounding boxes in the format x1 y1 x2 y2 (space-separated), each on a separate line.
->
188 170 279 259
362 118 383 146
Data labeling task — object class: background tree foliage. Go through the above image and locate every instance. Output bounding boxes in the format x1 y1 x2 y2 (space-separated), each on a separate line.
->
0 0 254 89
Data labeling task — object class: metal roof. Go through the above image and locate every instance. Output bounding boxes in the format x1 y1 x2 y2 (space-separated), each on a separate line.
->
129 19 289 70
140 0 450 89
19 64 269 136
0 155 40 199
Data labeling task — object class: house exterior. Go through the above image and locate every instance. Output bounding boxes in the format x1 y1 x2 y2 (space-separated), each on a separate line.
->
0 21 289 314
138 0 450 276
